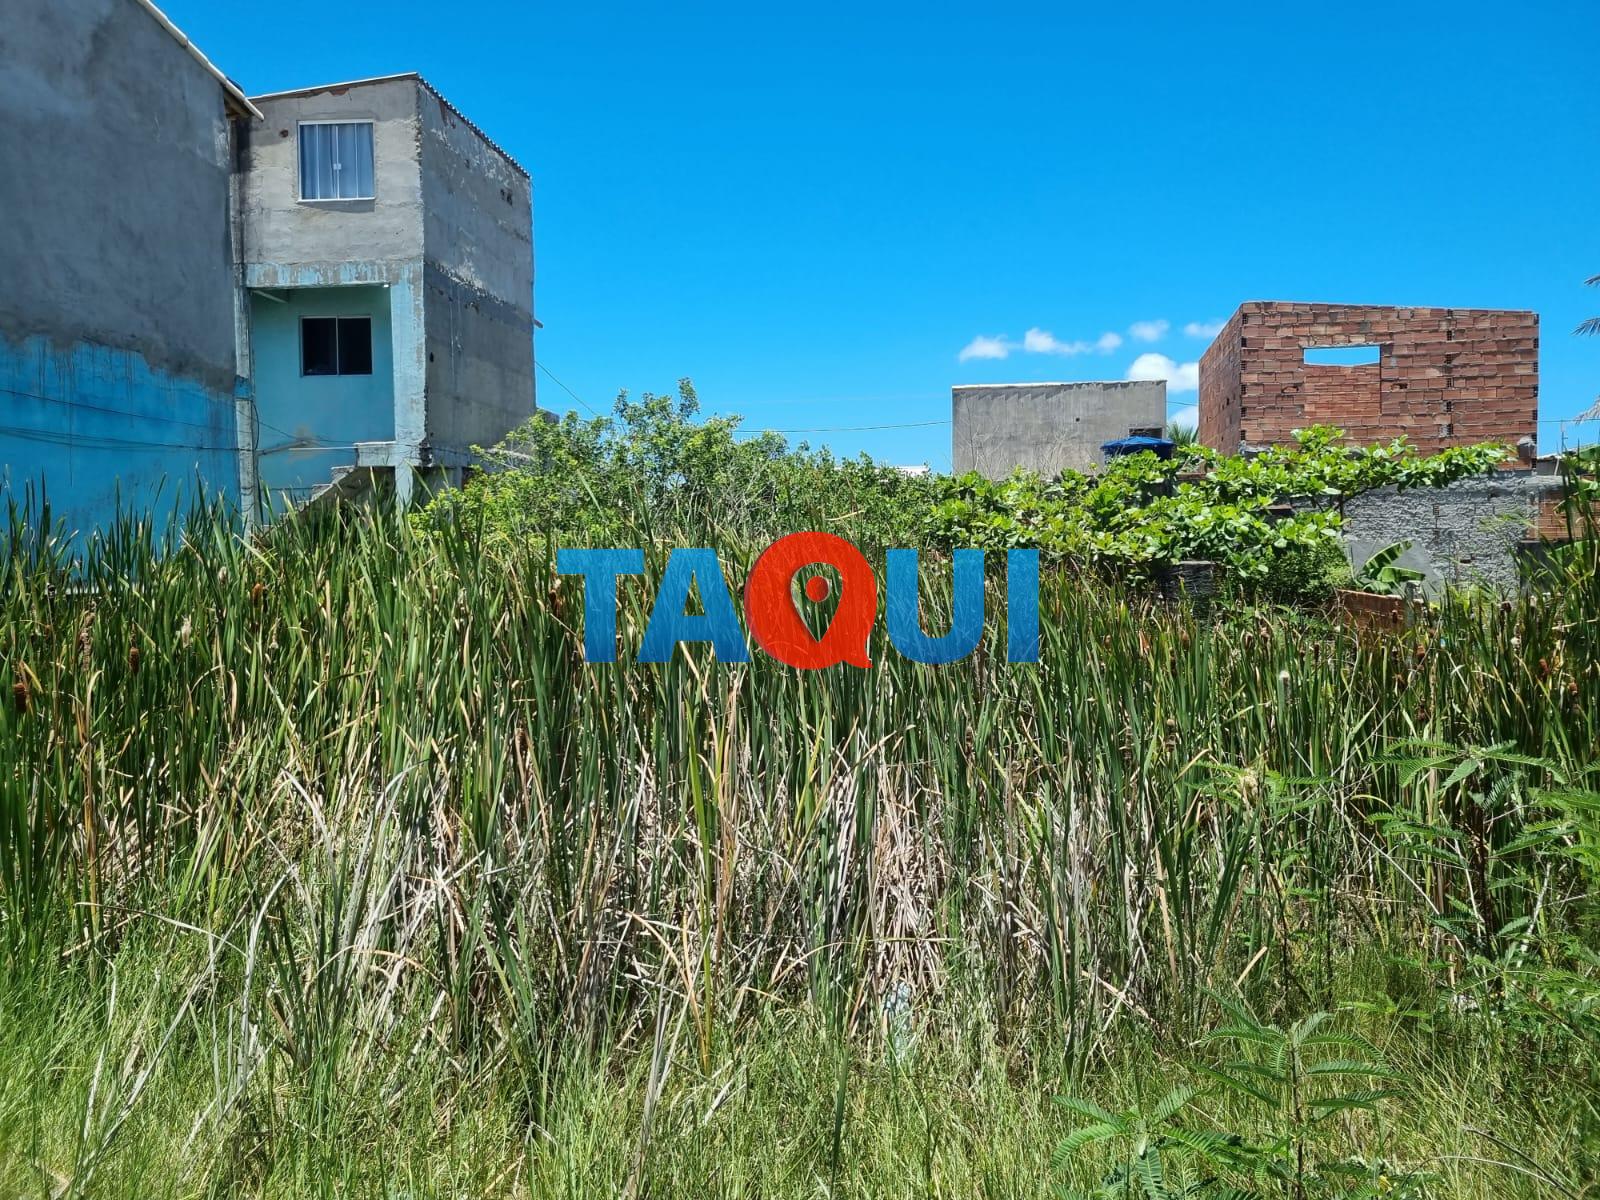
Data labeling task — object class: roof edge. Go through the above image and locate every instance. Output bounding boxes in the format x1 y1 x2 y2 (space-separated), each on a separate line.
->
132 0 261 119
953 380 1167 390
248 72 529 179
248 72 422 102
1237 300 1538 318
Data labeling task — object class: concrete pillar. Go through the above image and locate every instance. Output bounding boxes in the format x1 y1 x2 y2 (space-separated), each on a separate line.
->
228 122 259 530
390 258 428 508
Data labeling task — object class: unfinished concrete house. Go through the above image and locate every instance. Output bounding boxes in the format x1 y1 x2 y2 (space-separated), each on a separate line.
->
1197 302 1538 455
0 0 260 543
952 381 1167 478
241 74 537 507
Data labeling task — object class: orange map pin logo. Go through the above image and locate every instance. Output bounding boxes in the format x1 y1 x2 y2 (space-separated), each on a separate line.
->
743 531 876 669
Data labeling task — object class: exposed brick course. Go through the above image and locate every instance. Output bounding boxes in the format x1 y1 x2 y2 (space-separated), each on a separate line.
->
1198 302 1538 454
1534 492 1600 540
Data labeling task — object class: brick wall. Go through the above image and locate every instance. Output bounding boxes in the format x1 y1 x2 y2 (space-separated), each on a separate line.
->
1198 302 1538 454
1534 492 1600 540
1197 310 1244 449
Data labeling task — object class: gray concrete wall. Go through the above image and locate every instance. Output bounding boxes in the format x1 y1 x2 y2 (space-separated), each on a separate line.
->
952 381 1167 478
0 0 241 540
1341 471 1563 593
0 0 238 388
418 86 536 452
241 79 424 282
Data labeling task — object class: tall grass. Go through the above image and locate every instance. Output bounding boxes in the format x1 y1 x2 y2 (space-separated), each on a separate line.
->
1 492 1598 1195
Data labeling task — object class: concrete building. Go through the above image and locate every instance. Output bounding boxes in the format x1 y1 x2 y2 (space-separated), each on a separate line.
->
952 381 1167 478
0 0 260 543
1198 302 1538 455
242 74 536 507
1 2 537 543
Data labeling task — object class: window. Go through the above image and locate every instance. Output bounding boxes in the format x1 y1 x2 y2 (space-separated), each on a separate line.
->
1303 345 1382 366
298 121 374 200
301 317 372 376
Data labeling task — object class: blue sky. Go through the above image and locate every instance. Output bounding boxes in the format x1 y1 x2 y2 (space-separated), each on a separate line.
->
167 0 1599 468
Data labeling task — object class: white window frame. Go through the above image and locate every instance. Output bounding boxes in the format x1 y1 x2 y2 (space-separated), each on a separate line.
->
296 119 377 203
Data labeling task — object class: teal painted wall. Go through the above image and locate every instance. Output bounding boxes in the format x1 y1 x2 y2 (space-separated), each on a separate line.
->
0 333 239 552
252 286 394 505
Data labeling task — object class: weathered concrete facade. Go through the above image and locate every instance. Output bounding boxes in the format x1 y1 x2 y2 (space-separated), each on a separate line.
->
1199 302 1539 454
419 88 538 452
952 381 1167 478
0 0 255 542
241 74 535 507
1341 470 1564 593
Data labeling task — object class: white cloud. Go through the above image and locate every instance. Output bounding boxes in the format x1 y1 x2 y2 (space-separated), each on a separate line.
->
960 326 1131 363
1022 327 1095 356
1126 352 1200 393
958 335 1013 362
1168 404 1199 430
962 319 1222 362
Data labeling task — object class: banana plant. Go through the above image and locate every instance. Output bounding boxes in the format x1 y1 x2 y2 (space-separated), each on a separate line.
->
1350 542 1424 596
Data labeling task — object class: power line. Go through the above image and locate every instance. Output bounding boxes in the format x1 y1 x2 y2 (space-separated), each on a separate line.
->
0 423 236 453
533 361 949 436
739 419 950 435
2 383 328 454
2 385 235 437
536 360 603 417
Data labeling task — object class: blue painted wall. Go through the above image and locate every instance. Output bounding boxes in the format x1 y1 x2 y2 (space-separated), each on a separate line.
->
0 333 239 549
252 286 395 506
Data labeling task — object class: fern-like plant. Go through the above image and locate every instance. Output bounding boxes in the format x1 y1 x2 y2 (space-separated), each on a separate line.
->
1200 999 1409 1200
1052 1085 1244 1199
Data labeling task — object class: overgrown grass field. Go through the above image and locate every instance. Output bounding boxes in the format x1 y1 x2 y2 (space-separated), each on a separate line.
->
3 402 1599 1197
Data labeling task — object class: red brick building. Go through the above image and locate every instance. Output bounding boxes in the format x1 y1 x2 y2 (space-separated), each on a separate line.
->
1198 302 1538 454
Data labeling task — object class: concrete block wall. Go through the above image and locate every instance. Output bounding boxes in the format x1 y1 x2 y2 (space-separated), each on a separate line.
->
1199 302 1538 454
243 75 535 501
1341 470 1564 593
952 381 1167 478
418 84 536 452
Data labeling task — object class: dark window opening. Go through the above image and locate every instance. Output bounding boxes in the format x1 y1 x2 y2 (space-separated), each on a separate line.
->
338 317 373 375
301 316 372 376
301 318 337 375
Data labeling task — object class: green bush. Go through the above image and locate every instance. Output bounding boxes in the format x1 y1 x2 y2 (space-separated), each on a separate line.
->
423 398 1504 605
926 427 1505 599
416 380 936 550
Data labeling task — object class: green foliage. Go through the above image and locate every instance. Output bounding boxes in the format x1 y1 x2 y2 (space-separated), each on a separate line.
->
927 426 1505 598
1200 1000 1414 1200
1057 1005 1422 1200
1351 542 1424 595
1553 444 1600 538
422 404 1503 605
416 379 936 549
1 427 1598 1195
1167 421 1200 447
1053 1085 1230 1200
